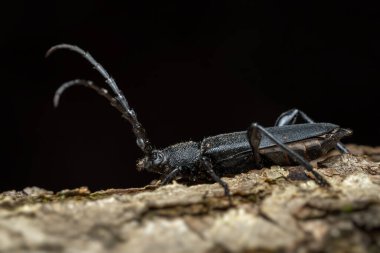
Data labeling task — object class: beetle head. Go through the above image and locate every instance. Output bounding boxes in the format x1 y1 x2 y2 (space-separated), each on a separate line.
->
136 150 168 174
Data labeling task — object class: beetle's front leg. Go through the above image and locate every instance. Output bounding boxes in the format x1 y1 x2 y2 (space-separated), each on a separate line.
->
160 167 183 185
199 157 232 204
275 108 349 154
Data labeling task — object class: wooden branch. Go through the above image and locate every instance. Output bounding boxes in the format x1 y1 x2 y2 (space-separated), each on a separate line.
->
1 145 380 253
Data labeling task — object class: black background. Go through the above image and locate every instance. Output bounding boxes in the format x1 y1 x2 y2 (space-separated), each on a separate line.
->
1 1 379 192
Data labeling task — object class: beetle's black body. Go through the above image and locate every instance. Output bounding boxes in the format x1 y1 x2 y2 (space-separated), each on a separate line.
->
137 123 350 182
203 123 345 167
47 44 352 201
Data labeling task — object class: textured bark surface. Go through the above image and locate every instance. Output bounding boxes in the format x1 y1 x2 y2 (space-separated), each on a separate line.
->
1 144 380 253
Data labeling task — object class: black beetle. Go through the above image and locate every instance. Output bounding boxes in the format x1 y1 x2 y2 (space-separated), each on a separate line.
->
47 44 352 201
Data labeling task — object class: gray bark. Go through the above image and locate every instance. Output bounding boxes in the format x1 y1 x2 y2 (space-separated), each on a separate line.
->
1 144 380 253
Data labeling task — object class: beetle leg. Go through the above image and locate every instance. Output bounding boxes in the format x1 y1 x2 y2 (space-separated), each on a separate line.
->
248 124 263 166
248 123 331 187
161 167 182 185
200 157 232 204
275 108 349 154
275 108 302 126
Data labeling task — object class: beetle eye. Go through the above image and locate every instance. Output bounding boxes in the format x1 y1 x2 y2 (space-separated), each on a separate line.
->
151 151 164 165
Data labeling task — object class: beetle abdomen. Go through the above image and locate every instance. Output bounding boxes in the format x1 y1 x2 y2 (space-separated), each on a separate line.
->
260 138 323 165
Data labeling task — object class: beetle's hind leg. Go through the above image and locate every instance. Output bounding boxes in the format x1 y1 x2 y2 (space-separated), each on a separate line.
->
275 108 349 154
248 123 330 187
275 108 312 126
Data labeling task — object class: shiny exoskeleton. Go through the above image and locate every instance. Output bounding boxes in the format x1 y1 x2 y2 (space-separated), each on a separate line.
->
47 44 352 202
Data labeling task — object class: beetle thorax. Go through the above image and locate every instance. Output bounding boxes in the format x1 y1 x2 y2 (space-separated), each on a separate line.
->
136 141 200 175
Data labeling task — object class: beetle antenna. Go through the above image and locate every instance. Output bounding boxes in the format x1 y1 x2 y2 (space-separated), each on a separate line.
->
54 79 125 114
47 44 153 155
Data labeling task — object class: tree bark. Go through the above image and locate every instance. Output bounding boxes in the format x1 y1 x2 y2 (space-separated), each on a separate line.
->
1 144 380 253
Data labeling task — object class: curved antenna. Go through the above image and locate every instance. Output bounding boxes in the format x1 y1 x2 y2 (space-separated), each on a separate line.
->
47 44 153 155
54 79 125 113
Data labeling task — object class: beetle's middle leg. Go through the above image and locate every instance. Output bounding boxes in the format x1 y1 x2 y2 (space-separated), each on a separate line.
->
248 123 330 187
199 157 232 203
275 108 349 154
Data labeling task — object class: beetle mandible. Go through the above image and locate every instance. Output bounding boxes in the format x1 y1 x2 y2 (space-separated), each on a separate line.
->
47 44 352 201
